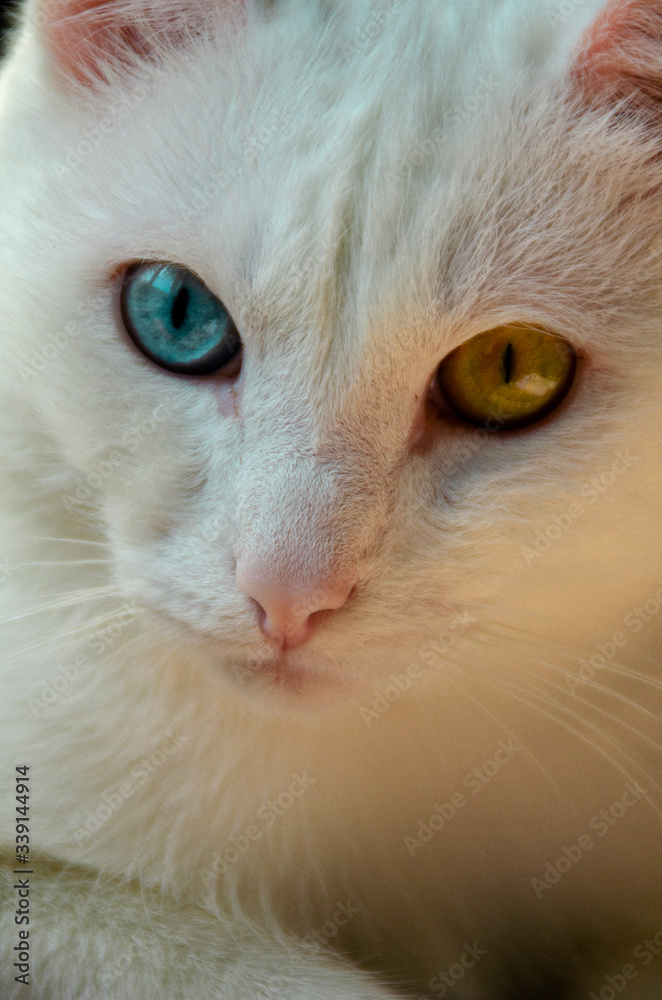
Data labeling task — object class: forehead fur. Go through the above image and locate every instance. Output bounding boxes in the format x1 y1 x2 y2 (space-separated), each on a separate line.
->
9 0 660 357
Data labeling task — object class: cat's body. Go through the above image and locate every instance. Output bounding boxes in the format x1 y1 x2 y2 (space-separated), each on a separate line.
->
0 0 661 997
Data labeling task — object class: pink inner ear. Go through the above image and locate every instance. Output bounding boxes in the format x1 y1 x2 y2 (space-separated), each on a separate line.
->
581 0 637 68
42 0 242 87
44 0 153 85
574 0 662 107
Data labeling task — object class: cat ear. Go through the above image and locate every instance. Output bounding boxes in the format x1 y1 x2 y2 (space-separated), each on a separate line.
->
34 0 240 87
574 1 662 117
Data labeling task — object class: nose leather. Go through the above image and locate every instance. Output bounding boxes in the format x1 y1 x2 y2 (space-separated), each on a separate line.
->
235 562 356 649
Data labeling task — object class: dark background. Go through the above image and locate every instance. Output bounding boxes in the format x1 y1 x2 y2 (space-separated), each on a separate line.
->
0 0 18 58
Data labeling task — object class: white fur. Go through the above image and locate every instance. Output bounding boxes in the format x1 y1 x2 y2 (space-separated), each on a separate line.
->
1 0 662 997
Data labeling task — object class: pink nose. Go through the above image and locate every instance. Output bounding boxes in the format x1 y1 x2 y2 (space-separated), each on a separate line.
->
235 562 356 649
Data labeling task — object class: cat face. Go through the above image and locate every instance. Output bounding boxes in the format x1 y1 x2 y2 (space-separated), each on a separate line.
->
2 0 662 702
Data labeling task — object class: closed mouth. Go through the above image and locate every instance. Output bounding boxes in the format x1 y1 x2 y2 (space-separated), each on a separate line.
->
231 649 349 701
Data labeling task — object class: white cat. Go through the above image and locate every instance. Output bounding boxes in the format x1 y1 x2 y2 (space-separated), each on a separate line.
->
0 0 661 996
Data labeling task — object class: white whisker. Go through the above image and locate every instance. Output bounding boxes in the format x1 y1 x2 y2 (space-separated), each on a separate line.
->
0 606 145 675
16 536 111 548
487 676 662 817
0 585 120 623
5 559 112 568
471 624 662 708
435 655 569 799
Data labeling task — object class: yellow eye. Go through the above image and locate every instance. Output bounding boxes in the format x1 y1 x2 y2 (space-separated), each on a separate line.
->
436 324 577 430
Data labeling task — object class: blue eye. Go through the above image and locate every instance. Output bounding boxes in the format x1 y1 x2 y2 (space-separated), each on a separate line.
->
120 262 242 376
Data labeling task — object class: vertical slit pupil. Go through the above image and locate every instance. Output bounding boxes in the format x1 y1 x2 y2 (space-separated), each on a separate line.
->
171 286 189 330
502 342 514 384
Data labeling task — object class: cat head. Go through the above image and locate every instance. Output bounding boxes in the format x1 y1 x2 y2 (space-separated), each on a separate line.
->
2 0 662 704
